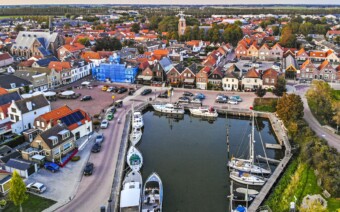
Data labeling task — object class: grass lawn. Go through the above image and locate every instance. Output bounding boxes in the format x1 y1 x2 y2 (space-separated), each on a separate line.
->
3 193 56 212
0 16 20 20
327 198 340 211
253 97 278 112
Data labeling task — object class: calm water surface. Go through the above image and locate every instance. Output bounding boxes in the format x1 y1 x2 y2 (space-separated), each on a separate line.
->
136 109 283 212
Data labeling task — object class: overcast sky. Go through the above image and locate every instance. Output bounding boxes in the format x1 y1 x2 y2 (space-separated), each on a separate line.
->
1 0 339 5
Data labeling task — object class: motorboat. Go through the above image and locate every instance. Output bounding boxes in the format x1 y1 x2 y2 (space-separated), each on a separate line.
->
152 103 184 115
119 171 142 212
230 171 266 186
142 172 163 212
228 109 271 175
132 111 144 128
130 127 142 146
189 106 218 118
127 146 143 172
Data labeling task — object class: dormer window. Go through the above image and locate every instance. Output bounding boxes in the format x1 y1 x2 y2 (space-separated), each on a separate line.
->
49 136 58 146
58 129 70 140
10 83 16 89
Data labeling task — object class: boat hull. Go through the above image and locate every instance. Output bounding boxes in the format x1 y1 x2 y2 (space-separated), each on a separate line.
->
228 159 271 174
127 146 143 172
189 108 218 118
142 172 163 212
152 104 184 115
230 171 266 186
120 171 142 212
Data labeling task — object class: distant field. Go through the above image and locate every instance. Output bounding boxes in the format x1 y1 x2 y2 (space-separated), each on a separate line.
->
0 16 20 19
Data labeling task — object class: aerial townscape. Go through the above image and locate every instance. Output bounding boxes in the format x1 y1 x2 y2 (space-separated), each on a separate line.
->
0 3 339 212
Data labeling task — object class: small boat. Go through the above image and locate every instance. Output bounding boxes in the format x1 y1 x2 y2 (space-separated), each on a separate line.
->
132 111 144 128
120 171 142 212
230 171 266 186
127 146 143 172
229 181 248 212
189 106 218 118
142 172 163 212
130 127 142 146
152 103 184 115
233 187 258 203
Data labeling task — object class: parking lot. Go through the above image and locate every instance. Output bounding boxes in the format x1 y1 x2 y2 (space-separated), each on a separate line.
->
51 82 138 116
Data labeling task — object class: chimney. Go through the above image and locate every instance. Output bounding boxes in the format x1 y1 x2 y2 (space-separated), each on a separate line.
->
26 101 32 111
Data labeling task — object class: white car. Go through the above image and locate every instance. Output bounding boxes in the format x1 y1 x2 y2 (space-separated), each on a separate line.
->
26 182 46 194
191 98 202 104
228 99 238 105
100 120 109 129
106 87 114 92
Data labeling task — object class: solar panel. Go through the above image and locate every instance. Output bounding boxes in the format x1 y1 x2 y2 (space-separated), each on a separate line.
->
60 111 84 126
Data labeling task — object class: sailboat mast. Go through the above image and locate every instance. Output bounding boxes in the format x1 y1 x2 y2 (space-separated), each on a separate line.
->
229 180 234 211
251 109 255 164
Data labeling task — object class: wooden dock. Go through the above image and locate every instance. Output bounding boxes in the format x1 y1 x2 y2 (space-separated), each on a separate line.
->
248 113 292 212
256 155 281 165
265 143 282 149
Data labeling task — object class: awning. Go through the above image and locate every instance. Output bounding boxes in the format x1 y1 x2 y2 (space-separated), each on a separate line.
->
43 91 56 97
137 75 153 80
32 155 45 160
184 78 195 83
61 90 75 96
81 81 90 86
21 94 32 98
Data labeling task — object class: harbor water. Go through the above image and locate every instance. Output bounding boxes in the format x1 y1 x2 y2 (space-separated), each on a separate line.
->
137 109 283 212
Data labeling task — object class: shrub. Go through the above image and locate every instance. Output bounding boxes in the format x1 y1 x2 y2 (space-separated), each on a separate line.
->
93 114 100 118
71 156 80 161
93 120 100 125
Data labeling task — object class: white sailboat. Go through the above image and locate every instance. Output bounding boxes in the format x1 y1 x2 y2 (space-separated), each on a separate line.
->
142 172 163 212
229 170 266 186
130 127 142 146
127 146 143 172
228 109 271 175
189 106 218 118
152 103 185 115
120 171 142 212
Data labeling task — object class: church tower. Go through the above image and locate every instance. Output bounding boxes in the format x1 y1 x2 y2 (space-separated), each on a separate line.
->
178 11 186 36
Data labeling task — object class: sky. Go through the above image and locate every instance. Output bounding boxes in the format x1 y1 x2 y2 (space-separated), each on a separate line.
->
0 0 339 5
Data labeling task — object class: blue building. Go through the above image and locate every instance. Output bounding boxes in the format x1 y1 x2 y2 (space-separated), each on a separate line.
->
92 55 138 83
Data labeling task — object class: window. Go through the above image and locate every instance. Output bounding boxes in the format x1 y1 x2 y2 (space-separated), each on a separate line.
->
53 148 60 155
11 108 16 113
271 79 275 83
42 122 45 127
36 121 40 127
63 142 72 151
255 79 257 83
265 78 269 83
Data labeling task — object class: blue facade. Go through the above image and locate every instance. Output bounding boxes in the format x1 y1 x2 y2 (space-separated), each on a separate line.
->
92 56 138 83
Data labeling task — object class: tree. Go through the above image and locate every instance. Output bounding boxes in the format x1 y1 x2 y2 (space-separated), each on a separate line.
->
65 13 71 19
299 198 327 212
299 22 314 36
272 26 280 36
276 93 304 125
184 27 192 41
78 37 90 46
131 23 140 33
273 76 287 97
14 24 24 32
280 25 297 48
332 102 340 132
335 36 340 44
95 37 122 51
9 171 28 212
192 25 199 40
255 86 267 102
223 24 243 46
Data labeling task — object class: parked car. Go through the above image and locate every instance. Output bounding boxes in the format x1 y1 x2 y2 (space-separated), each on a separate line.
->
106 112 114 121
100 120 109 129
26 182 46 194
114 100 123 108
230 95 242 102
183 91 194 97
102 85 109 91
178 96 190 103
95 134 104 144
243 63 250 67
228 99 239 105
158 91 168 98
91 143 101 153
141 89 152 96
215 97 228 103
84 162 94 176
193 93 205 100
80 95 92 101
106 87 114 92
117 87 128 94
128 88 136 95
191 98 202 104
216 93 228 99
44 162 60 173
110 107 117 113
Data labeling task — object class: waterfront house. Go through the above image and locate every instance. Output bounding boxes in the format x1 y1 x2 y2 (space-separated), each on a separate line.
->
180 63 198 88
222 71 239 91
196 66 212 90
137 66 154 85
22 123 75 163
299 59 318 80
167 63 185 87
284 54 299 79
48 61 72 85
296 48 309 61
0 170 11 195
235 43 248 59
247 42 259 59
208 66 224 89
34 105 73 131
241 67 262 91
262 68 279 89
8 94 51 134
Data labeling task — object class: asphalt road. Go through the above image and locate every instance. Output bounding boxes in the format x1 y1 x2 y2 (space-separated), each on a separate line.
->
56 105 128 212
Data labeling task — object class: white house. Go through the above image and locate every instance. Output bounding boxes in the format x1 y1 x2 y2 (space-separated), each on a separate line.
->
222 72 239 91
8 94 50 134
71 61 93 82
241 68 263 90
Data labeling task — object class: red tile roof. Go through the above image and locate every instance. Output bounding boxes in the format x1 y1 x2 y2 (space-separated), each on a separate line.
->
39 105 73 122
62 43 85 52
0 88 8 95
0 103 11 118
81 51 101 62
48 62 72 72
0 52 12 61
245 67 260 78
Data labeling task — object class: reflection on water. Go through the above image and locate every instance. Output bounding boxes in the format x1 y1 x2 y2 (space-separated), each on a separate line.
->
138 109 283 212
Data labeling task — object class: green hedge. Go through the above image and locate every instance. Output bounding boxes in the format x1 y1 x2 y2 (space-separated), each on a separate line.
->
0 135 25 148
253 97 278 112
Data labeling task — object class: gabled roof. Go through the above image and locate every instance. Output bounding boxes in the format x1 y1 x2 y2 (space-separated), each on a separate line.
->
0 92 21 106
35 57 58 67
139 61 150 70
187 63 199 74
53 109 90 131
0 74 31 90
48 61 72 72
0 52 12 61
262 68 278 78
244 67 260 78
39 123 74 149
296 48 308 57
210 66 224 78
272 43 283 51
13 94 49 114
317 60 332 71
259 43 270 51
38 105 73 123
226 64 241 73
300 59 315 70
159 57 173 73
62 43 85 52
309 51 326 58
81 51 101 62
174 63 186 74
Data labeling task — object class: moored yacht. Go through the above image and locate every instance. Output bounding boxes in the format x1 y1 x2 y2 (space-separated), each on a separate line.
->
120 171 142 212
127 146 143 172
132 111 144 128
142 172 163 212
189 106 218 118
230 170 266 186
152 103 184 115
130 127 142 146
